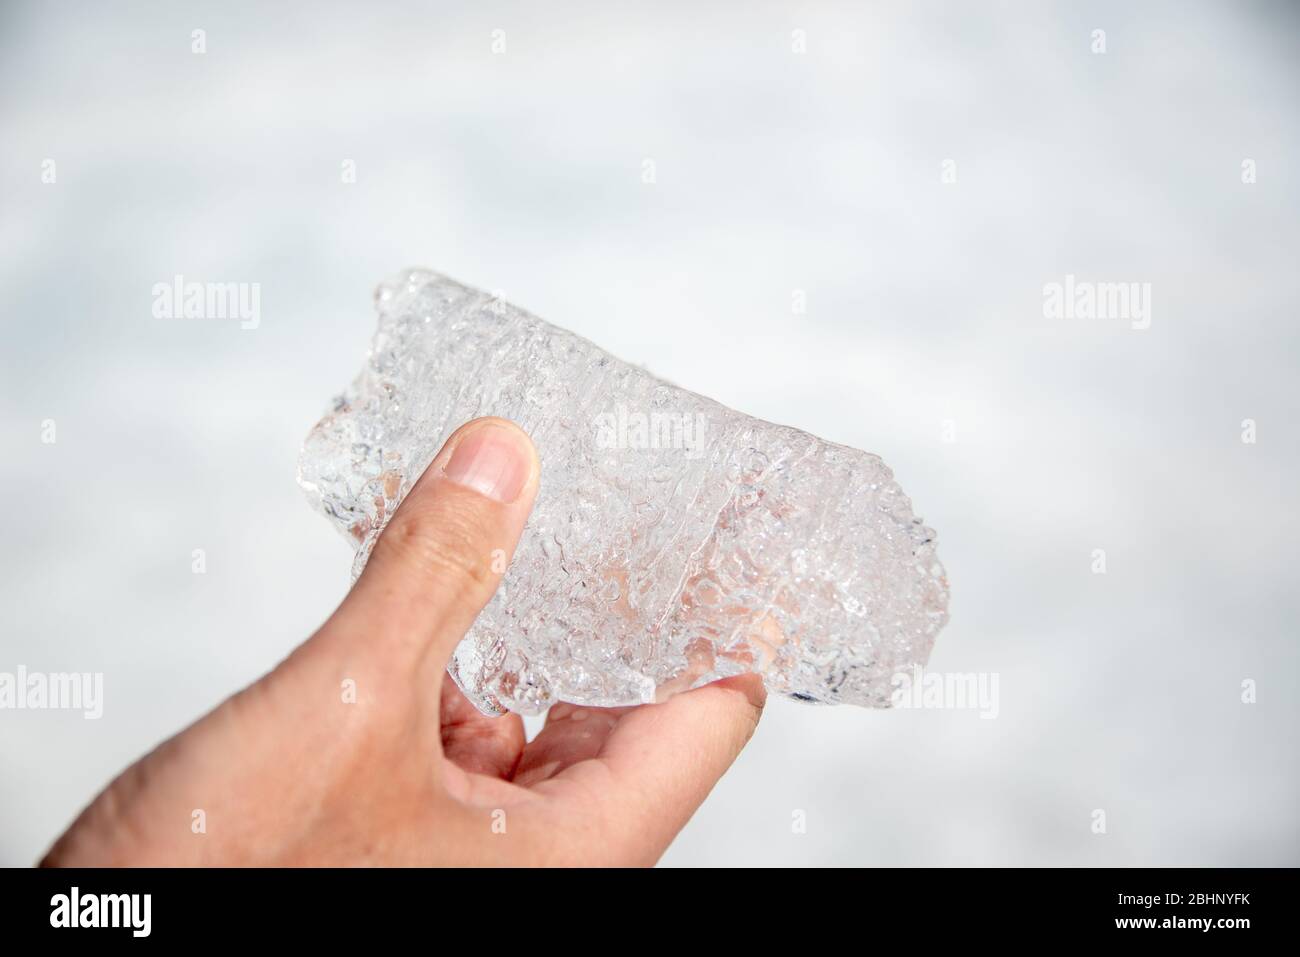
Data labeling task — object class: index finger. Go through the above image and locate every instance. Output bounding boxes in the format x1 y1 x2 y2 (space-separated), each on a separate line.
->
519 675 766 865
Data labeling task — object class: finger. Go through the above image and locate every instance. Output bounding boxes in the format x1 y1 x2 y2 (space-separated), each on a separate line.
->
323 417 540 685
439 673 525 778
520 675 766 865
511 703 633 787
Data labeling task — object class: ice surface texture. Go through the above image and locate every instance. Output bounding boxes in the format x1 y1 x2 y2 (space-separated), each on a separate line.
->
298 269 950 715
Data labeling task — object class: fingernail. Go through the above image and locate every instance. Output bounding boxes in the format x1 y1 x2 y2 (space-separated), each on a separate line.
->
443 423 532 503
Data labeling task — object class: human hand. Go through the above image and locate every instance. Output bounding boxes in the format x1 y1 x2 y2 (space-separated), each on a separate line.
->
42 417 765 866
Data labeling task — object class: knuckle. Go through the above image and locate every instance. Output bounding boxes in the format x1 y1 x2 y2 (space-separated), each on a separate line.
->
379 499 496 592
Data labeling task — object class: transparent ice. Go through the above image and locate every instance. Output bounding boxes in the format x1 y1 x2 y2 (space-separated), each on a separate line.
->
298 269 950 715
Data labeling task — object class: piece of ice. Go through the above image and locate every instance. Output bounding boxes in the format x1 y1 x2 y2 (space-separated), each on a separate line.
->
298 269 950 715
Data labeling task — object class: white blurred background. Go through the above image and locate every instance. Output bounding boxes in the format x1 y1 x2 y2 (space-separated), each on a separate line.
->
2 0 1297 866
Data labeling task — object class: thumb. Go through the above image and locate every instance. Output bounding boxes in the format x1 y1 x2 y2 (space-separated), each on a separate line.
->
325 417 540 686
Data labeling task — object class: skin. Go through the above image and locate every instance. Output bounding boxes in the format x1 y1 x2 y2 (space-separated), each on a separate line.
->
42 417 765 867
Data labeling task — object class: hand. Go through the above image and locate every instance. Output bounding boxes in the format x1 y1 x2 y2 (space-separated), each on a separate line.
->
42 417 765 866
